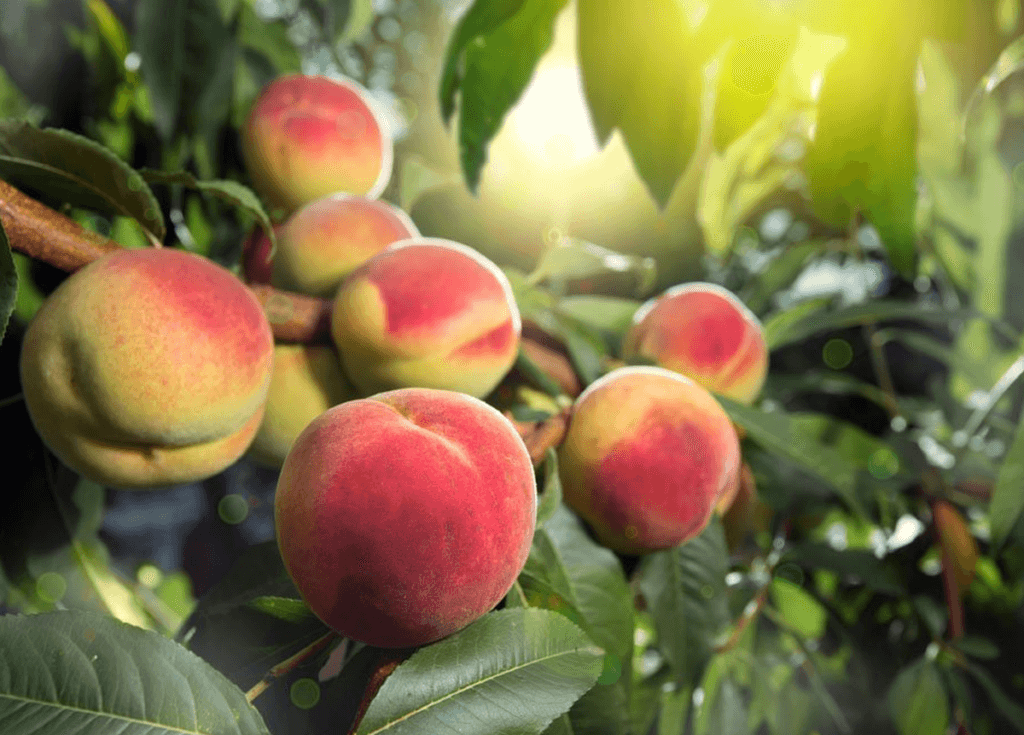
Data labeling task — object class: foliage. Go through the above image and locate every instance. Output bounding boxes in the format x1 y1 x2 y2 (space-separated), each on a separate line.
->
1 0 1024 734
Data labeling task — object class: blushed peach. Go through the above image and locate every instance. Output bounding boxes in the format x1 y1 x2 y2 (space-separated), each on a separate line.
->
623 283 768 404
242 74 392 214
274 388 537 647
331 237 521 398
558 366 740 554
19 248 274 488
247 344 357 467
271 194 419 298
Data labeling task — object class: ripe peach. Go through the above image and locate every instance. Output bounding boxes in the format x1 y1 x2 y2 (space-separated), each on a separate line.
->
623 283 768 404
19 248 274 489
558 366 740 554
271 194 419 298
247 344 357 467
331 238 521 398
274 388 537 647
242 74 392 214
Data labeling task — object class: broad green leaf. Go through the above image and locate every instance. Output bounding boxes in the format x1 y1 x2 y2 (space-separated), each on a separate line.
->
355 608 603 735
770 577 827 639
442 0 568 191
555 296 640 337
953 635 1000 661
528 504 635 670
553 314 606 386
0 218 15 344
990 411 1024 547
695 675 748 735
0 122 164 244
140 169 274 245
566 677 630 735
527 238 657 295
536 449 564 526
637 519 730 689
806 35 919 274
135 0 189 141
577 0 701 205
0 609 271 735
964 661 1024 733
721 399 866 516
238 4 301 74
887 658 949 735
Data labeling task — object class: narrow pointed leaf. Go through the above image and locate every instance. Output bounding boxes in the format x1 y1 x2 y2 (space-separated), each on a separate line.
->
0 609 271 735
355 608 603 735
990 412 1024 547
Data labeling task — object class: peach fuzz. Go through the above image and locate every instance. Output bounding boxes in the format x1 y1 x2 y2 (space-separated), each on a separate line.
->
19 248 274 489
558 366 740 555
274 388 537 647
242 74 393 214
248 344 357 467
271 194 419 298
331 237 521 398
623 282 768 404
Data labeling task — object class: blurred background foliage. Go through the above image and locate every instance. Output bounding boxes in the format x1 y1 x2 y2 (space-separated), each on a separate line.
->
2 1 1024 734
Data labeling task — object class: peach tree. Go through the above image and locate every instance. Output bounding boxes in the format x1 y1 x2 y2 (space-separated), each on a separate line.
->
0 1 1023 734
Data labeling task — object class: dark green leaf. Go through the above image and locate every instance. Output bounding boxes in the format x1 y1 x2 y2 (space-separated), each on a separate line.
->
442 0 567 191
141 169 274 244
721 399 866 516
554 314 606 386
783 543 904 596
0 122 164 243
638 518 730 689
964 661 1024 734
0 609 271 734
536 449 564 527
990 411 1024 548
697 676 749 735
542 713 574 735
806 36 919 273
887 658 949 735
953 635 1000 661
0 217 15 345
237 5 301 74
135 0 190 141
355 608 603 735
567 678 630 735
577 0 701 205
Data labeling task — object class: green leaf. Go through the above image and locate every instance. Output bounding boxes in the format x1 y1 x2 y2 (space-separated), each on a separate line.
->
0 217 16 345
515 348 567 397
553 314 606 386
721 399 866 516
527 238 657 295
135 0 189 141
355 608 604 735
953 635 1000 661
247 596 315 623
442 0 568 191
696 675 748 735
965 34 1024 127
577 0 701 205
782 543 904 596
528 504 635 671
0 609 271 734
990 406 1024 547
0 122 164 244
963 661 1024 734
887 658 949 735
806 35 919 274
238 4 301 74
770 577 827 639
566 677 630 735
555 296 640 337
637 518 730 689
536 449 564 527
140 169 274 245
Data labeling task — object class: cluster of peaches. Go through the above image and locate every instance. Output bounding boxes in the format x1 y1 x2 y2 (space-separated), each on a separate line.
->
17 73 769 649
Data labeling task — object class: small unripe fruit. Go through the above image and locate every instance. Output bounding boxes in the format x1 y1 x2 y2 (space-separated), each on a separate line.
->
275 388 537 647
271 194 419 298
331 237 521 398
558 366 740 554
242 74 392 214
623 283 768 404
248 344 357 467
19 248 274 488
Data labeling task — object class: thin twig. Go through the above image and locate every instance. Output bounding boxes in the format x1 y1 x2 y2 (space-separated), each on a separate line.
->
245 631 339 703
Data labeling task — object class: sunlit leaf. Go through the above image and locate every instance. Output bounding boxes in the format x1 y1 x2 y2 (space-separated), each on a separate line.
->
990 410 1024 548
0 609 271 735
770 577 827 639
888 658 949 735
355 608 603 735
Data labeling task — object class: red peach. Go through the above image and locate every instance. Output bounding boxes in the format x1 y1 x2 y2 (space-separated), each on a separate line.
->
558 366 741 554
242 74 393 214
19 248 274 488
623 283 768 404
331 237 521 398
274 388 537 647
271 194 419 297
248 344 357 467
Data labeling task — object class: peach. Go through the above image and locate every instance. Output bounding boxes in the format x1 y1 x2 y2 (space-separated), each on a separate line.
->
271 194 419 298
623 283 768 404
331 237 521 398
274 388 537 647
558 366 740 554
247 344 357 467
242 74 393 214
19 248 274 489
